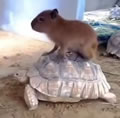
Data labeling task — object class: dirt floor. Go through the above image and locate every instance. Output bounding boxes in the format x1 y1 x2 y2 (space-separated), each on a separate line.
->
0 31 120 118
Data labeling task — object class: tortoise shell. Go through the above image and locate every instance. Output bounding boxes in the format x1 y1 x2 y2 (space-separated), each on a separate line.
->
24 52 112 101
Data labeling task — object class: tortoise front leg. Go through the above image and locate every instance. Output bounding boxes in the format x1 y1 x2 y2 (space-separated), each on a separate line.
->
42 45 58 56
24 84 39 110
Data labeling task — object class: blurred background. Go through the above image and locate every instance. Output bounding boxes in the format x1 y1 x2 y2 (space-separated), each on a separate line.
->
0 0 117 41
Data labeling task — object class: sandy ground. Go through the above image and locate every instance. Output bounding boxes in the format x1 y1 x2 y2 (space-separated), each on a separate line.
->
0 31 53 78
0 31 120 118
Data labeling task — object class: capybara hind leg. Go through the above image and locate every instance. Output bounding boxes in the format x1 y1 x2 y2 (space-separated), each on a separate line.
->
77 47 96 60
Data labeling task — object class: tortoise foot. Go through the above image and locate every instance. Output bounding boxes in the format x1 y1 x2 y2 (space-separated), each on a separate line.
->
102 92 117 104
24 84 39 110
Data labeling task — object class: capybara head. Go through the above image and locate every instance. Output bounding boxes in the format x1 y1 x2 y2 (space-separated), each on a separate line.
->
31 9 59 33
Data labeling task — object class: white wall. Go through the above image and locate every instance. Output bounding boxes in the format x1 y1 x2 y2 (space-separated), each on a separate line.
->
86 0 117 11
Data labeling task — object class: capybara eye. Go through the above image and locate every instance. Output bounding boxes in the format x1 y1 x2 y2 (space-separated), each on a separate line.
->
38 17 45 22
16 73 19 76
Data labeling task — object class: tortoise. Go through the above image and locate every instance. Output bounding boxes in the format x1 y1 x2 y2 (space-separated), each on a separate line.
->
14 51 117 110
102 31 120 59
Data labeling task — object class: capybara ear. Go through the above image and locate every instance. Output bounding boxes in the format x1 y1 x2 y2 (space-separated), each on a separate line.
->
50 9 59 19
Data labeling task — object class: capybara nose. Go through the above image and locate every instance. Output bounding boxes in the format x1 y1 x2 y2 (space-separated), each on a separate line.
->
31 19 36 29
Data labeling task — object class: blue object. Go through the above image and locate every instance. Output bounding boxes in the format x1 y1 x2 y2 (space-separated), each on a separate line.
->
76 0 86 20
89 22 120 44
109 5 120 20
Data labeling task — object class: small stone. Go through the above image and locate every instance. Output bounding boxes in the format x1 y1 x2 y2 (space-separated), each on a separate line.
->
3 56 8 59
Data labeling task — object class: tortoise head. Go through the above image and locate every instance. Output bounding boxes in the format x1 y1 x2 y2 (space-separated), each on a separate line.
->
14 70 29 84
